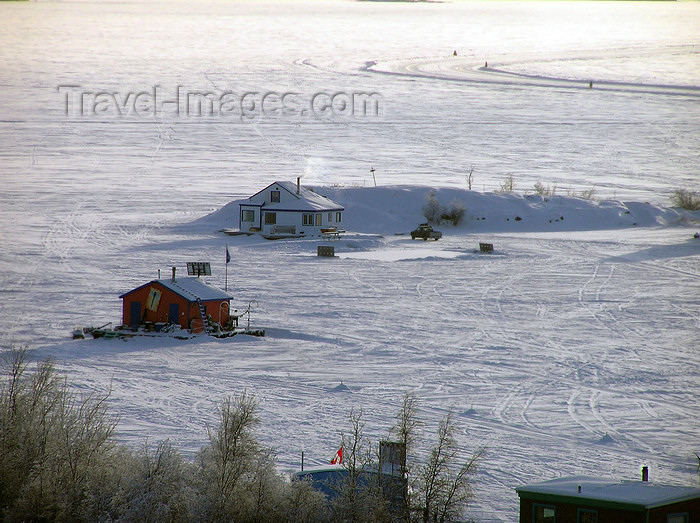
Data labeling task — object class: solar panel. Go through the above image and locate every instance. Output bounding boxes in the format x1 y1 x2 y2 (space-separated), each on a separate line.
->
187 262 211 276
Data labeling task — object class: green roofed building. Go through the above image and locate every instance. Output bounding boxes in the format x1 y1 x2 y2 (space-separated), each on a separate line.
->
516 473 700 523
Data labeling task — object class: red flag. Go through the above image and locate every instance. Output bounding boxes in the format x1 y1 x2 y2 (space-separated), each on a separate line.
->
331 446 343 465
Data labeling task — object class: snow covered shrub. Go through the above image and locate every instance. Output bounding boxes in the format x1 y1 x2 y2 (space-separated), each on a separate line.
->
114 440 198 522
281 478 329 523
498 175 514 193
577 186 596 200
199 392 261 519
442 201 465 226
198 392 303 522
533 181 556 196
671 188 700 211
565 186 596 200
422 191 444 224
423 192 465 226
0 347 121 522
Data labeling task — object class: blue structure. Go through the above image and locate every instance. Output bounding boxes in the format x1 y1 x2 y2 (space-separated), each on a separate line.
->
291 441 407 513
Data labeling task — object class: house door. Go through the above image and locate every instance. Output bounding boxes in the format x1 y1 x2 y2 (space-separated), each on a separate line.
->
129 301 141 328
169 303 179 325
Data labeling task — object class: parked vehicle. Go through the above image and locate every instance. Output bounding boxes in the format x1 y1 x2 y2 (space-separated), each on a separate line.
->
410 223 442 241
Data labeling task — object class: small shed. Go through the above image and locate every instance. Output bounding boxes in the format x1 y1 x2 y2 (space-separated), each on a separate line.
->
516 475 700 523
120 273 233 331
239 179 344 238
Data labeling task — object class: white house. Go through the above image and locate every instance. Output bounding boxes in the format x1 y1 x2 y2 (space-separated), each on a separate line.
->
239 179 345 238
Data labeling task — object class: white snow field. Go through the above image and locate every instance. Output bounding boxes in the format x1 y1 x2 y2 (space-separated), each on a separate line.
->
1 0 700 520
10 187 700 521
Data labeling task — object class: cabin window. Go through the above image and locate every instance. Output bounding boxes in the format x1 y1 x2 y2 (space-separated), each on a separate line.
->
315 213 322 226
270 190 280 203
242 210 255 222
302 213 314 226
264 212 276 225
328 212 333 221
533 504 555 523
577 509 597 523
336 211 342 222
667 514 688 523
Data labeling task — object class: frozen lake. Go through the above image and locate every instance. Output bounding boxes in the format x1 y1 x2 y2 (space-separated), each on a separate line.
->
1 1 699 520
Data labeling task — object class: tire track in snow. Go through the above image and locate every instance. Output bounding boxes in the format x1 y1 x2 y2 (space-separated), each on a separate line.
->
579 264 600 305
557 372 694 421
596 266 615 302
387 253 695 441
587 390 615 438
427 397 613 451
576 263 651 342
493 387 521 425
631 259 700 280
367 51 700 97
567 390 618 446
567 388 661 455
521 393 537 428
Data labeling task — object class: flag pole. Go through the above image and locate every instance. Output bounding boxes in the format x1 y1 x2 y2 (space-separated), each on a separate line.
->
225 244 228 292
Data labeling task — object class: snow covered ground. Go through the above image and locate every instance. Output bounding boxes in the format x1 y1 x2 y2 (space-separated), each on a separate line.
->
1 0 700 520
18 186 700 521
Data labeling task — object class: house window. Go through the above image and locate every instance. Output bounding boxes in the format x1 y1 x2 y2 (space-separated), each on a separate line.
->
578 509 597 523
534 504 555 523
336 211 342 222
302 213 314 226
270 190 280 203
668 514 688 523
315 213 322 226
264 212 276 225
242 210 255 222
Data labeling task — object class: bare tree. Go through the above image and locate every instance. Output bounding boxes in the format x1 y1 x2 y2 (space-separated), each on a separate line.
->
199 391 263 519
331 408 389 522
415 411 485 523
390 393 421 520
466 166 474 191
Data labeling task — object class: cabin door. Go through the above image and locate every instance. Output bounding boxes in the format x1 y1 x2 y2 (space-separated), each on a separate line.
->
169 303 179 325
129 301 141 328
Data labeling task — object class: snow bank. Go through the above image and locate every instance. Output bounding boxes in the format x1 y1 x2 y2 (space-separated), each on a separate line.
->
191 185 696 236
323 186 693 234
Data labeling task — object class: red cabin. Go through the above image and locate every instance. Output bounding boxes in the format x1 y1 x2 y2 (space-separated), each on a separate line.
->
120 275 233 331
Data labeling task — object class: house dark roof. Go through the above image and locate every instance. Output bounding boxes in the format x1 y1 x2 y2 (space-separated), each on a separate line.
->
516 476 700 509
120 277 233 302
